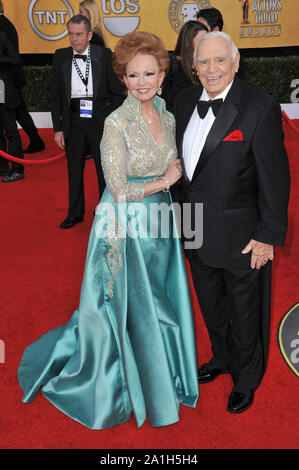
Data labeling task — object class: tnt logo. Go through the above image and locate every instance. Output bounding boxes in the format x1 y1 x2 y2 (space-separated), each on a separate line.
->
100 0 140 37
0 339 4 364
28 0 74 41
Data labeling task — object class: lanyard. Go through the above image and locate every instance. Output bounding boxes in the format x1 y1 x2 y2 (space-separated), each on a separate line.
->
73 45 91 96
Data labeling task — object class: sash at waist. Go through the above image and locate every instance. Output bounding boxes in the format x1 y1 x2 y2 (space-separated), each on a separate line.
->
126 175 162 183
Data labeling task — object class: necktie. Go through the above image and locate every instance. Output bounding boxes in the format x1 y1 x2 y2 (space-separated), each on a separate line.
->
74 54 87 62
197 98 223 119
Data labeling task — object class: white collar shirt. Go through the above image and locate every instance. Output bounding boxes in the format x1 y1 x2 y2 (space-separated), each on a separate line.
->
182 81 233 181
71 45 93 98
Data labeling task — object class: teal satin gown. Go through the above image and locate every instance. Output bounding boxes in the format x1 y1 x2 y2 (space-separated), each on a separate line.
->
18 95 199 430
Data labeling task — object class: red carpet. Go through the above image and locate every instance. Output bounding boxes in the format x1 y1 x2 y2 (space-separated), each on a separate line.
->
0 122 298 450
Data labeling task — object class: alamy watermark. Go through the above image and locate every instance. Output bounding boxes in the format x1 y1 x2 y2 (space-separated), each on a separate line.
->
95 201 203 250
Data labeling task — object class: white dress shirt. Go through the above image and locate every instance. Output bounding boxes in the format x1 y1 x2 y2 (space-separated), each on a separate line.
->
182 81 233 181
71 46 93 98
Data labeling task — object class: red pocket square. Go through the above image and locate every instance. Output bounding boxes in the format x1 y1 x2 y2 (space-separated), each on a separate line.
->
222 130 244 141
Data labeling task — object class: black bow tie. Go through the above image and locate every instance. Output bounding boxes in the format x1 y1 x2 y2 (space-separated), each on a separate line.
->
74 54 87 62
197 98 223 119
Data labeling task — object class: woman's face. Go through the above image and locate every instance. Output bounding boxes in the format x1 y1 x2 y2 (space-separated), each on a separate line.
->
79 5 91 21
123 53 165 104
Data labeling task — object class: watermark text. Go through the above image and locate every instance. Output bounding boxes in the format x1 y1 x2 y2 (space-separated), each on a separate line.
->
94 201 203 250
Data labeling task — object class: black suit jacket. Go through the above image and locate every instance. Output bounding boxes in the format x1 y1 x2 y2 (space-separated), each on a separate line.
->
174 77 290 269
0 15 18 51
0 15 26 88
50 44 124 139
0 31 22 108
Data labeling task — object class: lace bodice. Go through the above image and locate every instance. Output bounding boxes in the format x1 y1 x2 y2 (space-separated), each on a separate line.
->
100 93 177 201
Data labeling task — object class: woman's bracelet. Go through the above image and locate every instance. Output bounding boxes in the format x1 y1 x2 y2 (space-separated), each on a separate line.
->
161 176 170 192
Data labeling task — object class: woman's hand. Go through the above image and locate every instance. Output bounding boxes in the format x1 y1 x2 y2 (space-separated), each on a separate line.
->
143 159 183 198
164 159 182 187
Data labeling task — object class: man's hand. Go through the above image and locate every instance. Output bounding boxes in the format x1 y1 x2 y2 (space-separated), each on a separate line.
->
242 239 274 270
54 131 65 149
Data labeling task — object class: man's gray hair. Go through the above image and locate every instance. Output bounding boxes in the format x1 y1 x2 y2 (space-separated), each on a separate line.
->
0 1 4 14
67 14 91 33
193 31 239 64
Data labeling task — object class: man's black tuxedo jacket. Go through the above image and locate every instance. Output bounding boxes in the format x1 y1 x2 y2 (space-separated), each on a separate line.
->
0 15 18 51
0 31 22 108
0 15 26 88
50 44 124 139
174 77 290 269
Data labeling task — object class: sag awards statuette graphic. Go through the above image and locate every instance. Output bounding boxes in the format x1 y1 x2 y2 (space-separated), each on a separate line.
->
278 303 299 378
101 0 140 37
239 0 282 39
168 0 212 33
28 0 74 40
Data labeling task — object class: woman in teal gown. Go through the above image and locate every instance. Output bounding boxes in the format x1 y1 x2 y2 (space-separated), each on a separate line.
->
18 32 199 430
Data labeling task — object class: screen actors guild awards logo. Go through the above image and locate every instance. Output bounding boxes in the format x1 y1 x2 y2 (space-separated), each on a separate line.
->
168 0 212 34
239 0 250 24
239 0 282 39
278 303 299 378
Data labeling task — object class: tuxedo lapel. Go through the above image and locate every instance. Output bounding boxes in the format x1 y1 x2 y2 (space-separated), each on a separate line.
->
90 45 103 101
62 46 103 103
62 48 73 104
191 78 242 182
178 86 202 143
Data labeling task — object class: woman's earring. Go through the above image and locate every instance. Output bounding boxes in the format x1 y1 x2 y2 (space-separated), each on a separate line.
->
157 86 162 96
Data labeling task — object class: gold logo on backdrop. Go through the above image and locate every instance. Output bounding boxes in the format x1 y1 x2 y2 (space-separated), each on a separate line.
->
168 0 212 34
278 303 299 378
28 0 74 41
100 0 140 37
239 0 282 39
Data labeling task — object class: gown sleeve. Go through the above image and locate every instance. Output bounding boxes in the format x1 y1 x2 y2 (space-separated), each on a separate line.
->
100 118 145 202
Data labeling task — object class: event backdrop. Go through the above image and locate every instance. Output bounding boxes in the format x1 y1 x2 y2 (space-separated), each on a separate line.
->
4 0 299 53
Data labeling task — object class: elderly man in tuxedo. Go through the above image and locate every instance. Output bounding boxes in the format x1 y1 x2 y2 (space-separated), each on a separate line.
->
51 14 123 229
174 31 290 413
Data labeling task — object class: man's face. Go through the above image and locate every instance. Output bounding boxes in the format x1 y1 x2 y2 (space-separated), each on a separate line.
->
197 17 211 31
68 22 92 54
195 37 240 99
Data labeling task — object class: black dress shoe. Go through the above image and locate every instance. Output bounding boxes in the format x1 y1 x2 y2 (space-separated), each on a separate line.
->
198 363 228 384
227 391 254 414
2 170 24 182
60 216 84 229
23 140 45 153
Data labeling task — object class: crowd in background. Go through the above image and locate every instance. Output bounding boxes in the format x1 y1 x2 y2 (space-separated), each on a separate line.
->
0 2 232 184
